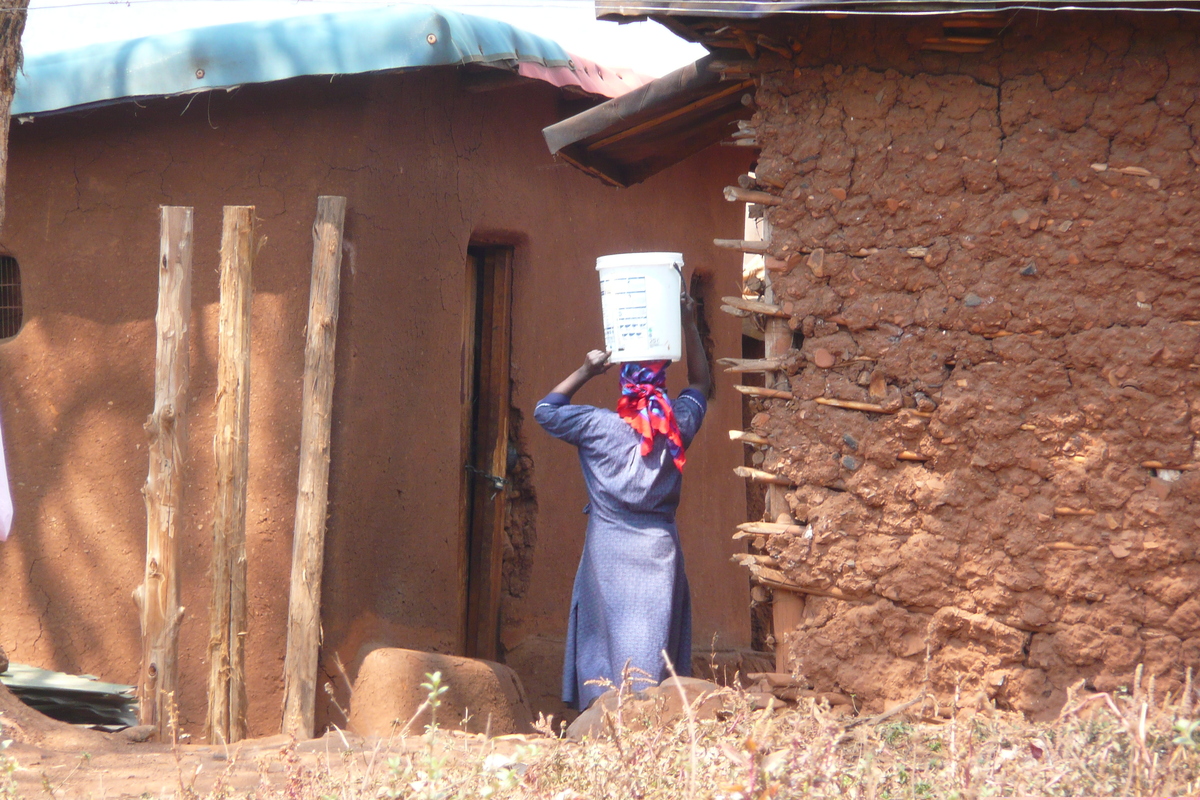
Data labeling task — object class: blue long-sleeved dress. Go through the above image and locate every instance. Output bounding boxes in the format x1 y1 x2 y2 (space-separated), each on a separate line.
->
534 388 707 710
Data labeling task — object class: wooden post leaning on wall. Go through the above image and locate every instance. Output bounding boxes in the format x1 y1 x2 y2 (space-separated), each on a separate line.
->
205 206 256 745
282 196 346 739
135 206 194 737
760 221 805 675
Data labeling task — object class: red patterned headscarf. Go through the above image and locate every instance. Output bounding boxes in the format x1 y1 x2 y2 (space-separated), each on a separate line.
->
616 360 686 471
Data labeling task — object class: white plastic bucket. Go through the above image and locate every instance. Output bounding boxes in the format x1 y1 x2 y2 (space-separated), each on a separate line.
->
596 252 683 363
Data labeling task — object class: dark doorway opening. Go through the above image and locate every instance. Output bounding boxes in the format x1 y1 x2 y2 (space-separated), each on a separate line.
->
460 245 514 660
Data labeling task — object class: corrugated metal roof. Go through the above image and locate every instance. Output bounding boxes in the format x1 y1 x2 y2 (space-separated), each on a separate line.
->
12 5 646 117
597 0 1200 19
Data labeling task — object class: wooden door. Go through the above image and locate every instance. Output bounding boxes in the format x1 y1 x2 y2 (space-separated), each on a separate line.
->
460 245 513 660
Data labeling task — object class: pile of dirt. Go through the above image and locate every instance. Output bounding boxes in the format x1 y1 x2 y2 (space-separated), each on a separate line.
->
744 12 1200 717
0 682 114 751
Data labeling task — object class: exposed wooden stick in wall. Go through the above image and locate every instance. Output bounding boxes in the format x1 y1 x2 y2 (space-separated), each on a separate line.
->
1142 460 1198 471
733 384 793 400
734 466 794 486
283 196 347 739
714 238 770 254
720 295 789 317
135 206 193 738
737 521 803 536
1053 507 1096 517
729 430 771 446
205 206 255 746
1046 542 1099 553
718 356 785 372
722 186 783 206
815 397 892 414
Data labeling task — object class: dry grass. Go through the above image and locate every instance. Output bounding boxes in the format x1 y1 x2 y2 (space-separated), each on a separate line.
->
5 670 1199 799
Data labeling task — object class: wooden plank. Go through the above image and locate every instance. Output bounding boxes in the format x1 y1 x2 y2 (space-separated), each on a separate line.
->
584 79 752 152
282 196 346 739
456 253 481 655
205 206 254 745
465 248 513 661
135 206 193 738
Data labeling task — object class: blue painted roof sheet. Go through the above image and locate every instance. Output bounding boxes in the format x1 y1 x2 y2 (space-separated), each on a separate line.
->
13 6 613 116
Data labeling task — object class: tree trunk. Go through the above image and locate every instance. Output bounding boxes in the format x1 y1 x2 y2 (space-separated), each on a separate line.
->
0 1 28 234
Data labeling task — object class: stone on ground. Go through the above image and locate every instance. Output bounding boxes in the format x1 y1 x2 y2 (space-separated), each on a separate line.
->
348 648 534 737
565 677 732 740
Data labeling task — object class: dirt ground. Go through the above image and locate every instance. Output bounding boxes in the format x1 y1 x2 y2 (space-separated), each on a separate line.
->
0 679 538 799
4 729 545 799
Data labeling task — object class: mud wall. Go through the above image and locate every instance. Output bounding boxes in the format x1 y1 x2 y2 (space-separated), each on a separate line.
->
0 69 752 735
748 12 1200 717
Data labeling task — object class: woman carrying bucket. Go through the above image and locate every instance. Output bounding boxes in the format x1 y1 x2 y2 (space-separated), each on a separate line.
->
534 253 711 711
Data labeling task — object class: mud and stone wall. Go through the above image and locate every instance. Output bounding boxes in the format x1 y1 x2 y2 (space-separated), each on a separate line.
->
747 12 1200 717
0 69 753 736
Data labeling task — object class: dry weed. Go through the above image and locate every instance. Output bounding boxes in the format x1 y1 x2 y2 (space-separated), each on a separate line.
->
224 668 1200 798
19 668 1200 798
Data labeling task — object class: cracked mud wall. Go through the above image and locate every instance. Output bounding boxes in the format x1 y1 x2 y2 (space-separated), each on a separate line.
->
0 69 754 735
746 12 1200 717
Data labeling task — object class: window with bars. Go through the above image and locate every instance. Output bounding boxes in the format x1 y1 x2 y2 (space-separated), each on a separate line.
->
0 256 21 339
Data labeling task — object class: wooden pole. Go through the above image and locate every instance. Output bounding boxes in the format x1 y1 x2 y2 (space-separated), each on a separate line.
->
760 220 806 675
205 206 255 745
134 206 193 737
282 196 346 739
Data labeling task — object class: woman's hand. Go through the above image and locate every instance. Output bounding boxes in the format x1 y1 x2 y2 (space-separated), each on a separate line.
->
680 284 711 396
681 288 697 324
547 349 612 399
583 349 612 377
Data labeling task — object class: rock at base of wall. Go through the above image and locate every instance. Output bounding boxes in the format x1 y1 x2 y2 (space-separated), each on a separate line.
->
347 649 534 737
0 644 7 675
564 677 776 741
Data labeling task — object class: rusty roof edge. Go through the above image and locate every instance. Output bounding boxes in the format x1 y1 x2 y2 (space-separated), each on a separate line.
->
543 53 725 155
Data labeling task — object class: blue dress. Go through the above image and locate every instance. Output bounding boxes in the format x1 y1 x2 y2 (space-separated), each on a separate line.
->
534 388 707 710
